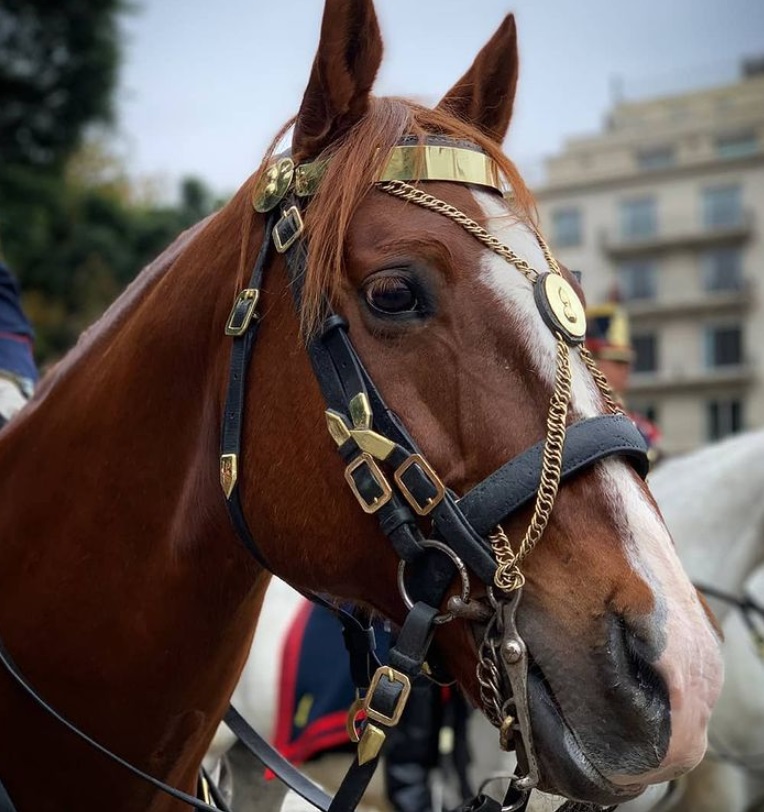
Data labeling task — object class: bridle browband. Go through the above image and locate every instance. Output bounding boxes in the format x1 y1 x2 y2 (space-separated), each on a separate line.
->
0 136 649 812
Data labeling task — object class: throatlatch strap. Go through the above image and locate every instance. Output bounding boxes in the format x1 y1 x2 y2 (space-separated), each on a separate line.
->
302 591 383 688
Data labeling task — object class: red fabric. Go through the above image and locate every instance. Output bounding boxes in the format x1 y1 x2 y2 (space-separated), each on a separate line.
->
273 600 313 754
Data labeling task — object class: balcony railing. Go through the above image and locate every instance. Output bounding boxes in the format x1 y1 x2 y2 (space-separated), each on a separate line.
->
627 361 755 395
602 210 754 256
623 278 756 318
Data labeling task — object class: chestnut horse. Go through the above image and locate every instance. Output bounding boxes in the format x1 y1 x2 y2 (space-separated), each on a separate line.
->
0 2 722 810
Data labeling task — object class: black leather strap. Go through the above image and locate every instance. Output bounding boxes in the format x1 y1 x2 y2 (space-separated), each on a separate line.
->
327 755 382 812
458 415 649 537
389 602 439 677
224 706 332 811
226 698 384 812
300 591 383 689
0 778 17 812
221 211 277 568
0 637 223 811
200 766 232 811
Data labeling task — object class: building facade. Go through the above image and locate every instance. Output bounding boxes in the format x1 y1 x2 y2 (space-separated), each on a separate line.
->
536 61 764 454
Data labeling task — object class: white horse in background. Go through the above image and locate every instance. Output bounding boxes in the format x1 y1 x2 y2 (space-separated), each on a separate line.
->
209 429 764 812
649 429 764 622
671 563 764 812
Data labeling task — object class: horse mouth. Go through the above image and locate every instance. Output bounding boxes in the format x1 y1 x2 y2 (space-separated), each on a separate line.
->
524 662 647 806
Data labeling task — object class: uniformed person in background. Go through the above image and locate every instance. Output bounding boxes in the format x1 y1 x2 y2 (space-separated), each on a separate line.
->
0 261 38 427
585 302 662 461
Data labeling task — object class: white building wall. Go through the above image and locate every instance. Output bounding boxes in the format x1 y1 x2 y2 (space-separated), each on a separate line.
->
534 70 764 455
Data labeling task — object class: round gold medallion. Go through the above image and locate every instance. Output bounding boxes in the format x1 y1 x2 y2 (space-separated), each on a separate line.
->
252 157 295 213
534 273 587 344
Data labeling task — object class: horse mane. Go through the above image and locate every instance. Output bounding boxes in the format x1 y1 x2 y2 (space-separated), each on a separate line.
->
244 96 537 334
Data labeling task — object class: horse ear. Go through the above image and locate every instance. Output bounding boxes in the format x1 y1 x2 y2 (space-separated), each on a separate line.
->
292 0 383 162
436 14 519 144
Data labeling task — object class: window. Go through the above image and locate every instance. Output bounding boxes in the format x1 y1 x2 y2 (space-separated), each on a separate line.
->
632 332 658 373
716 131 758 160
707 398 744 441
617 259 658 300
620 197 657 239
702 185 741 229
701 248 743 292
551 207 582 247
704 324 743 367
637 146 675 171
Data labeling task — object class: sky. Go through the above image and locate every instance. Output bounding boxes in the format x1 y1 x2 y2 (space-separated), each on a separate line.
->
116 0 764 198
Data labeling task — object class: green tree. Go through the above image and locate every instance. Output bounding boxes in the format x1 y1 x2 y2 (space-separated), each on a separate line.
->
0 0 123 171
0 1 223 364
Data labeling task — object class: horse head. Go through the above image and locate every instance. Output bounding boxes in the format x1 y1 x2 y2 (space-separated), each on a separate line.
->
230 0 723 805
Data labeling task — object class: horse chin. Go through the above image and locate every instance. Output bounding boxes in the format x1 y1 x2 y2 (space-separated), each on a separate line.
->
525 664 647 806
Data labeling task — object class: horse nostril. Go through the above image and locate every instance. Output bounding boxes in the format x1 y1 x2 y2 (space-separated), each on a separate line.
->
610 614 667 699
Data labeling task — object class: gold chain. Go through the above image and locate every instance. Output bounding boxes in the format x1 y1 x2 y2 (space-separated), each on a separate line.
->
379 180 558 283
578 345 624 416
491 334 572 591
377 180 614 595
536 231 562 275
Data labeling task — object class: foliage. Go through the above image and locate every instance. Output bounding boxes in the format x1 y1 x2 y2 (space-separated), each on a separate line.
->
0 0 123 172
0 3 224 364
0 158 222 362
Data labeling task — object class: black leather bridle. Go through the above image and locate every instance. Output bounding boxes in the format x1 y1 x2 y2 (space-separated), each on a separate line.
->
217 138 649 810
0 137 649 812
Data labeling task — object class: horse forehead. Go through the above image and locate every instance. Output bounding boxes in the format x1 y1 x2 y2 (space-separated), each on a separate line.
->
347 183 487 263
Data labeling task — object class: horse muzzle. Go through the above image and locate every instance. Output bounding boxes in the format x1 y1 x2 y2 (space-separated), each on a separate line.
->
501 607 674 805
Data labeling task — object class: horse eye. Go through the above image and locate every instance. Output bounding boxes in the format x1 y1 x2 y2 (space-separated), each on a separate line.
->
364 277 418 315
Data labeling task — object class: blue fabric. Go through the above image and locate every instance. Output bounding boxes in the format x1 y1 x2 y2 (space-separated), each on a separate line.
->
0 262 37 382
275 603 390 763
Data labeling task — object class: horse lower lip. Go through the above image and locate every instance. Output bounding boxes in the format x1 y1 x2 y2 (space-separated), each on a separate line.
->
525 665 645 805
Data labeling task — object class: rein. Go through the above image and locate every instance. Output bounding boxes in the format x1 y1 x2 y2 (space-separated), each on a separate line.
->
0 137 649 812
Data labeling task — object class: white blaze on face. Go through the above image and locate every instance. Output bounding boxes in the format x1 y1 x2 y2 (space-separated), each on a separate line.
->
473 191 723 781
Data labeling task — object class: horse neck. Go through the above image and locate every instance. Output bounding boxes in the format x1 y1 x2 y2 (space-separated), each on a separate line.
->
0 192 273 809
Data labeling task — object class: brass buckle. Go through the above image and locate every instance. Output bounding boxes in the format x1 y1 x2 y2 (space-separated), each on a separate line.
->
225 289 260 336
345 453 392 514
273 206 304 253
345 696 366 743
364 666 412 727
394 454 446 516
